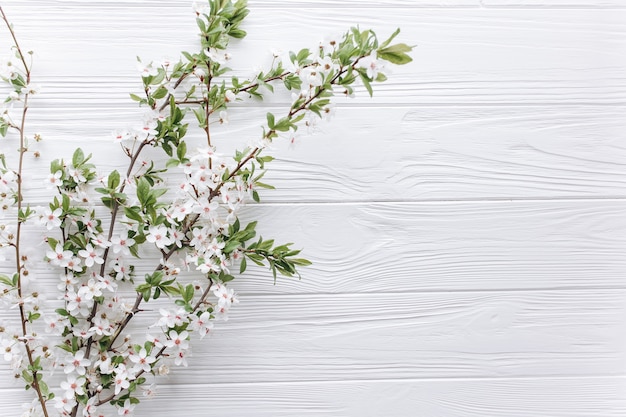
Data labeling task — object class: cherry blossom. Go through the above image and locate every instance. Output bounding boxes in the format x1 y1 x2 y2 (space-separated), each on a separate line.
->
89 317 112 337
113 369 131 395
117 399 136 416
63 350 91 375
41 208 63 230
129 348 156 373
1 337 20 362
358 53 386 79
46 244 74 268
78 244 104 268
60 374 86 397
146 225 173 249
189 311 213 338
155 308 186 329
110 231 135 256
173 349 189 367
164 330 189 351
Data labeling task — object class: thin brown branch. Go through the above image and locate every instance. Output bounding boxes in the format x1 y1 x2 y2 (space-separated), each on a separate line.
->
0 6 50 417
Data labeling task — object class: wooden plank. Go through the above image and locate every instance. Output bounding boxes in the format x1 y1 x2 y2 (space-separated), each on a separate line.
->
485 0 626 7
8 105 626 204
1 288 625 384
4 200 626 293
1 376 626 417
1 0 482 7
0 7 625 104
6 0 626 9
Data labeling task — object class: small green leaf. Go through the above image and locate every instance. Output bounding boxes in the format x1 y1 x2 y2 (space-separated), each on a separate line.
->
152 86 168 99
72 148 85 168
266 112 275 129
223 240 240 254
177 141 187 161
0 274 13 287
359 72 373 97
379 28 401 50
291 258 312 266
108 170 120 189
136 177 150 207
376 43 413 65
130 93 144 103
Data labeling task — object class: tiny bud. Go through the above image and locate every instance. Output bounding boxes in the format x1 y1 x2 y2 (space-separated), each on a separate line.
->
33 151 40 158
33 133 41 142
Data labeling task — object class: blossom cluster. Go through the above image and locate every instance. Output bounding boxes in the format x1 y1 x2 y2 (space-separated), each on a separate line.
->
0 1 412 416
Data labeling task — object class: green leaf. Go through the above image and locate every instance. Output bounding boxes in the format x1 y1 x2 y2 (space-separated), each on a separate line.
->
124 206 144 222
223 240 240 254
152 86 168 99
229 28 247 38
72 148 85 168
0 274 13 287
379 28 401 50
376 43 413 65
291 258 312 266
359 72 373 97
266 112 275 129
183 284 194 302
177 141 187 161
239 257 247 274
136 177 150 207
21 370 33 384
254 181 275 190
375 73 388 83
108 170 120 189
130 93 144 103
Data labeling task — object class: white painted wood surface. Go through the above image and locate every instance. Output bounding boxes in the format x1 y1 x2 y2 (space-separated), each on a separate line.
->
1 0 626 416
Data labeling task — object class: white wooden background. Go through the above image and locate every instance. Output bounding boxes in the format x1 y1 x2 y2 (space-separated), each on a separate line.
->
1 0 626 416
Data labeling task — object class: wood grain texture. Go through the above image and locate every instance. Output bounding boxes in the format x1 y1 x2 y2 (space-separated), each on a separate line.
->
0 6 625 104
13 105 626 203
486 0 626 7
3 200 625 295
2 377 626 417
2 287 626 385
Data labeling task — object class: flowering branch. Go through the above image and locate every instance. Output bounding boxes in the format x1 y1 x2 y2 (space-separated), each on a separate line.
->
0 1 413 416
0 6 52 417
